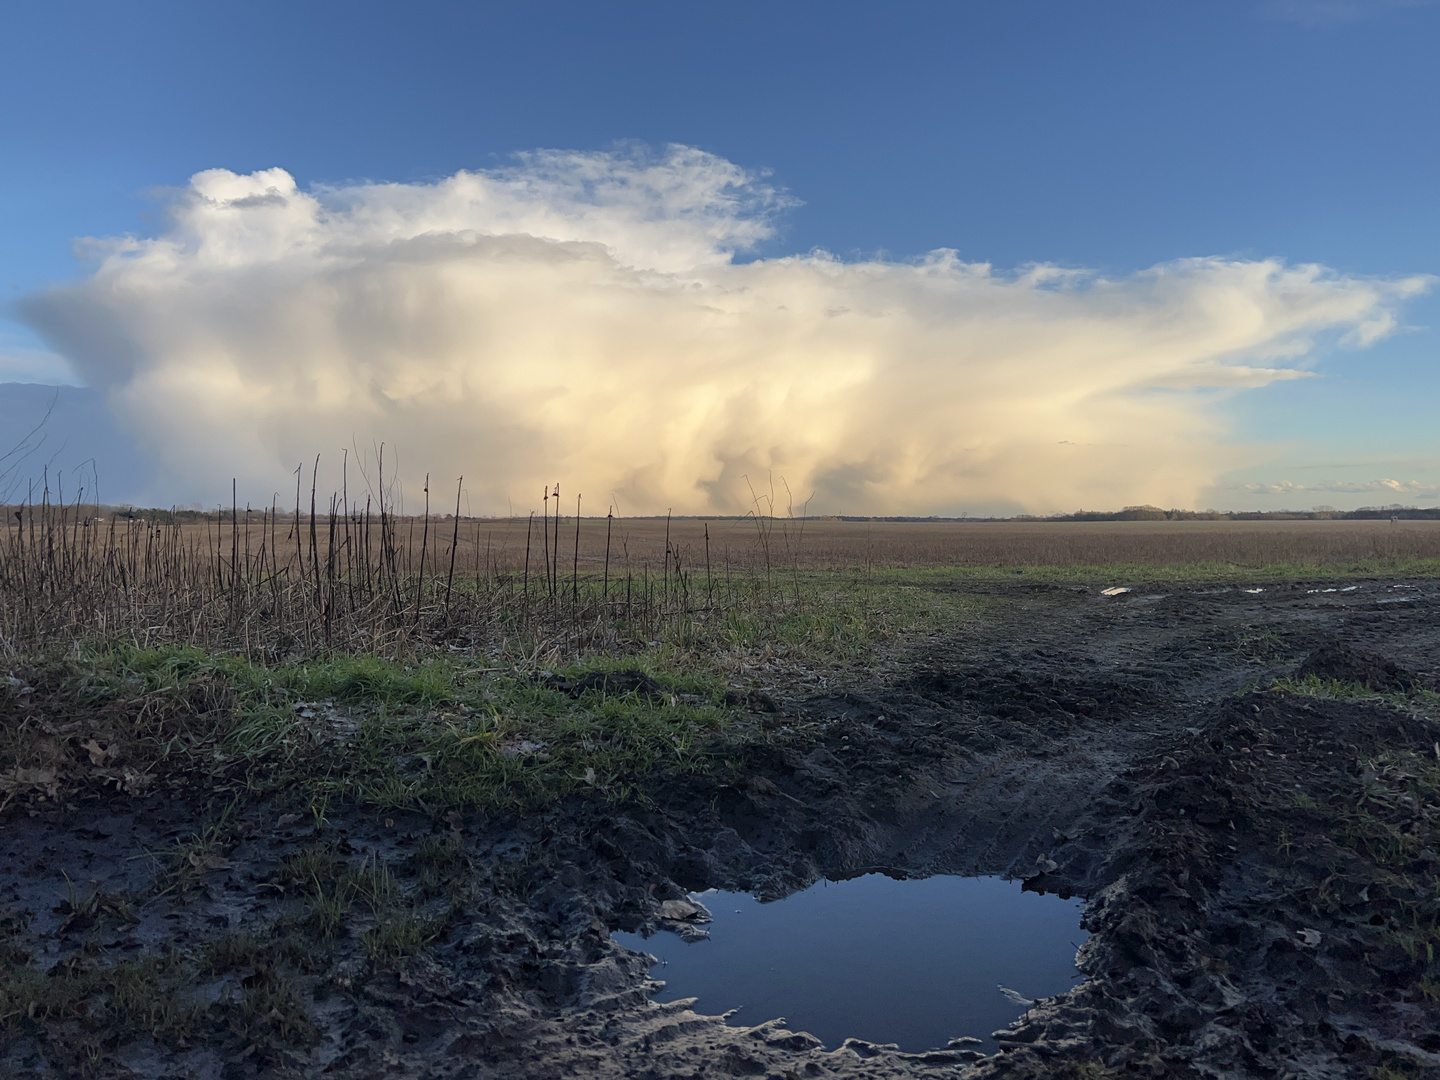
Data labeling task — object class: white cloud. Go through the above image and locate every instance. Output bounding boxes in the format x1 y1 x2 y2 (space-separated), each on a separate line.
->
19 146 1432 515
1245 478 1439 497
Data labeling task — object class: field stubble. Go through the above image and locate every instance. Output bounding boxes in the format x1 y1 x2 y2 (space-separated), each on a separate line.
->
4 490 1440 660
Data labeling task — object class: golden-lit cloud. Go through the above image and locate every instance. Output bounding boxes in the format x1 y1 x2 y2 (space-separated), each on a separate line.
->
21 146 1430 515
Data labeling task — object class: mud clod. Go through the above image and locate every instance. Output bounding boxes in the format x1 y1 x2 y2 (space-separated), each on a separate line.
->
1295 640 1422 692
545 670 672 701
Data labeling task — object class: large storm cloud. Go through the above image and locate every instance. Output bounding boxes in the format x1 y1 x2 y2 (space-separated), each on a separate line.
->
20 146 1428 514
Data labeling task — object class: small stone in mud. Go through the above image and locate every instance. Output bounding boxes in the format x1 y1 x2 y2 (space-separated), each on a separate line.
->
723 688 779 712
499 738 550 758
657 898 711 922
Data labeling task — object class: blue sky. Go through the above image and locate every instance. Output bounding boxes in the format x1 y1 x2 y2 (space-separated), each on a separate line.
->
2 0 1437 513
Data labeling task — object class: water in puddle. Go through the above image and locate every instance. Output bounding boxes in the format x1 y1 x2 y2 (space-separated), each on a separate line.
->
614 874 1086 1052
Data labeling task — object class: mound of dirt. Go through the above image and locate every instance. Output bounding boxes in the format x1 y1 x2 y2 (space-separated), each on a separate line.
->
1295 641 1420 692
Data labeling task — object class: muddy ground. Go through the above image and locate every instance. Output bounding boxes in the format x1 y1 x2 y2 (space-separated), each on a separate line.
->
4 578 1440 1078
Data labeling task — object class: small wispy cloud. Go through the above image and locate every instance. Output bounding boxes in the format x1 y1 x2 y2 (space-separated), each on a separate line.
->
0 346 82 386
1258 0 1436 27
1146 364 1319 390
1245 478 1439 497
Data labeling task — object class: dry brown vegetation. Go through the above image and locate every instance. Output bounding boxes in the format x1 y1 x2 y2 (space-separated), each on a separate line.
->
4 484 1440 659
0 490 744 658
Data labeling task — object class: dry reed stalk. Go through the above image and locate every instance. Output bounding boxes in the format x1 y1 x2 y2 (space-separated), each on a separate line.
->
572 494 581 608
603 508 613 603
446 476 462 621
541 486 551 600
552 481 561 599
523 512 534 601
415 474 430 626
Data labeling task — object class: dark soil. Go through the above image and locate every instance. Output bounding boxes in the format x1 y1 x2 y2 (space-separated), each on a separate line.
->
1295 640 1422 693
4 578 1440 1078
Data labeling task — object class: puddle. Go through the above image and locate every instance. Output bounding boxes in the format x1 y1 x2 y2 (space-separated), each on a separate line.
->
615 874 1087 1053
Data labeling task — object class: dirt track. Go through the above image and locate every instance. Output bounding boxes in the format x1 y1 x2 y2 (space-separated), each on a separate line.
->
4 578 1440 1078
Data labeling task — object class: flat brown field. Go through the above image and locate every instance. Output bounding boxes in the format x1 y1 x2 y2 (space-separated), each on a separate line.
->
464 516 1440 570
8 515 1440 581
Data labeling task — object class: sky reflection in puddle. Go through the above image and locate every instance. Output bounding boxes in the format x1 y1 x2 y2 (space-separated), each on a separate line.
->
614 873 1087 1052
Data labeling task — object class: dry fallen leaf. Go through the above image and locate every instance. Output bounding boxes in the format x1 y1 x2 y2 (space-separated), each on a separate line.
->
81 739 115 766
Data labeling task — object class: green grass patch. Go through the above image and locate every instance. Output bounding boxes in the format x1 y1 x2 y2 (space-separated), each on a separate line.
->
0 952 200 1056
1268 675 1440 709
15 562 1429 816
4 571 978 812
339 666 742 812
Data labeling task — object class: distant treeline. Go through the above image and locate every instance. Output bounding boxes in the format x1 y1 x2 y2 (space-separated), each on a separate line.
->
1038 506 1440 523
5 502 1440 525
830 506 1440 523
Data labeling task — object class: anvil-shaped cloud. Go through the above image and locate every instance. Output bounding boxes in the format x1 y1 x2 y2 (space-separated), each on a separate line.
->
21 146 1430 515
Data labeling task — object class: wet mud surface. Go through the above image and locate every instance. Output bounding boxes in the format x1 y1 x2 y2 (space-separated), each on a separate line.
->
5 579 1440 1078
